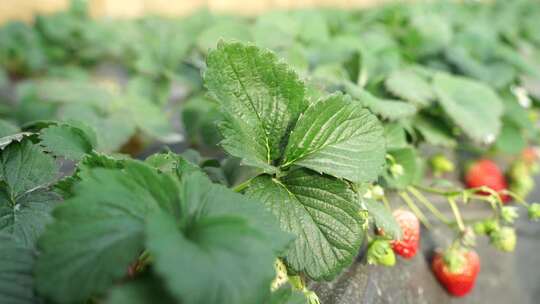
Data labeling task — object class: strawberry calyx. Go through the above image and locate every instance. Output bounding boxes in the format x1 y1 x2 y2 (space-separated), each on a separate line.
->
489 226 517 252
367 239 396 267
430 154 455 176
528 203 540 221
442 246 468 274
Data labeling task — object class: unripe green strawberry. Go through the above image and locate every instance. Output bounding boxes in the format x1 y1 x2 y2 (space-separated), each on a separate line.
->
430 154 454 176
271 259 288 291
528 203 540 221
501 206 519 224
490 227 516 252
367 239 396 267
508 160 535 199
473 222 486 235
473 219 499 235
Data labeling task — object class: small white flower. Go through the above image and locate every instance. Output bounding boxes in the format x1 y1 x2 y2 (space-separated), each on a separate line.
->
483 133 495 145
511 85 532 108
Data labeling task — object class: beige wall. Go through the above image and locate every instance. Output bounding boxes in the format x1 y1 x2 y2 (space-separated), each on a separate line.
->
0 0 402 23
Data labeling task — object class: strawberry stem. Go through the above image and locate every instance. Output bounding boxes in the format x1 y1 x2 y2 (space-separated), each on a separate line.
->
500 189 530 207
448 196 465 232
399 191 431 229
232 178 253 192
407 186 451 225
381 195 392 211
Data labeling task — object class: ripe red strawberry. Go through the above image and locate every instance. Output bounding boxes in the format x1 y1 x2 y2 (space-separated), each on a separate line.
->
432 248 480 297
465 159 510 203
390 209 420 259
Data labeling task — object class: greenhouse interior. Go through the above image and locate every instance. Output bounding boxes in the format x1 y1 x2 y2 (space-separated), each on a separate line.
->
1 0 540 303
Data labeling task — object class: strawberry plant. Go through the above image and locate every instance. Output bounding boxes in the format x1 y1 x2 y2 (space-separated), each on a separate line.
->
1 0 540 302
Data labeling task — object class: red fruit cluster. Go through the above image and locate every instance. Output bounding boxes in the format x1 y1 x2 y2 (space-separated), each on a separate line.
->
465 159 510 203
432 250 480 297
391 209 420 259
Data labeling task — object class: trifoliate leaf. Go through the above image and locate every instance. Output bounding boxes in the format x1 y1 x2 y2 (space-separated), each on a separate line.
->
146 171 291 304
385 68 435 107
433 73 503 142
246 169 364 280
205 41 308 174
283 93 385 182
39 123 96 160
0 233 41 304
35 160 180 304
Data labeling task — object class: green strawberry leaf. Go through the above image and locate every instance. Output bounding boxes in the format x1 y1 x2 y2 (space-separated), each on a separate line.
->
0 132 34 150
35 160 180 304
145 171 291 304
105 275 176 304
385 68 435 107
0 188 59 248
0 119 20 137
181 94 223 148
28 78 111 106
39 123 96 160
246 168 364 280
0 140 60 248
384 123 408 150
433 73 503 142
0 233 41 304
283 93 386 183
494 118 526 155
204 41 308 174
413 115 456 148
0 139 58 198
54 152 125 198
352 88 417 121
